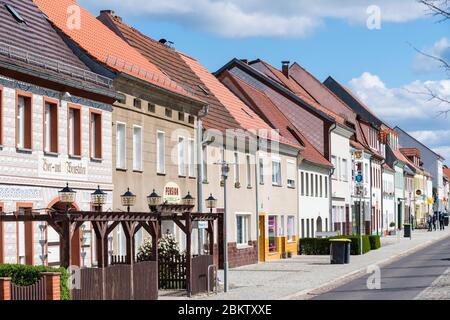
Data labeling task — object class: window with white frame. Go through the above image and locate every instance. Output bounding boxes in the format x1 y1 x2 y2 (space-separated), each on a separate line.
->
300 172 304 196
236 214 250 245
310 173 314 196
305 172 309 196
342 158 348 181
287 161 296 188
133 126 142 171
202 145 208 182
325 176 328 198
331 156 337 179
188 139 195 177
44 101 58 153
259 157 265 185
246 155 251 187
156 131 165 174
178 136 186 176
272 159 281 186
279 215 285 236
287 216 295 241
116 122 126 169
234 152 240 184
17 95 32 150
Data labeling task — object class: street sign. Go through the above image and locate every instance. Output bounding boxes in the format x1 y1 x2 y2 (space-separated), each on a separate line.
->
355 174 363 183
197 221 208 229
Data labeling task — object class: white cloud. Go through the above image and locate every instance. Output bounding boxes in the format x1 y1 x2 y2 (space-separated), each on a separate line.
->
348 72 450 120
413 37 450 74
78 0 427 38
348 72 450 163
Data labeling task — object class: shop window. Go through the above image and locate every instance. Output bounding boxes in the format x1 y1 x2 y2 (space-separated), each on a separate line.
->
68 105 81 157
16 94 32 150
287 216 295 241
90 110 102 159
44 100 58 154
268 215 277 252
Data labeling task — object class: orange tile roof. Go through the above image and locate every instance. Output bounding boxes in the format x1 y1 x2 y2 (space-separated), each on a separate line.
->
33 0 199 101
180 54 273 133
443 167 450 179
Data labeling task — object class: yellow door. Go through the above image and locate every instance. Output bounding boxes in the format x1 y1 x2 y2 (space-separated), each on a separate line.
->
258 215 265 262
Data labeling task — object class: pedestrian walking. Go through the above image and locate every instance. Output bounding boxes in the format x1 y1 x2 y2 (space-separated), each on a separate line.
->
428 214 433 232
433 213 437 231
440 212 445 230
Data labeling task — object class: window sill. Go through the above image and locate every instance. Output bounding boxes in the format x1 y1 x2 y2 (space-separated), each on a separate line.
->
133 169 143 173
157 172 166 176
236 244 252 250
178 175 187 178
69 154 82 160
202 180 209 184
247 185 252 189
116 167 127 172
272 183 282 187
16 147 32 154
287 185 296 189
44 151 59 158
188 176 196 180
90 157 102 163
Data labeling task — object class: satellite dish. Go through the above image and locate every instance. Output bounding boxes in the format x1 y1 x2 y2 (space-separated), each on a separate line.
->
159 38 167 44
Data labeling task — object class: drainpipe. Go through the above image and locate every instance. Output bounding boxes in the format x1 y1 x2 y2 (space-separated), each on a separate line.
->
196 105 209 255
255 136 260 263
328 123 336 233
380 157 386 237
369 157 373 235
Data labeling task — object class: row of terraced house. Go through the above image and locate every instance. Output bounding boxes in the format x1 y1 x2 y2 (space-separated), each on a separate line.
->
0 0 448 269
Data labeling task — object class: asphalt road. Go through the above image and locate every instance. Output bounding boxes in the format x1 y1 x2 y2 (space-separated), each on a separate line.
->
312 234 450 300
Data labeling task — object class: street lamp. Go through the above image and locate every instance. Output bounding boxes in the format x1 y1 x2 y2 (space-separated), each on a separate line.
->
121 188 136 212
91 186 107 212
59 183 76 206
205 194 217 213
182 192 195 206
147 189 162 212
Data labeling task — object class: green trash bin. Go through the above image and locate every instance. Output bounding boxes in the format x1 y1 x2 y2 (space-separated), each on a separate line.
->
330 239 352 264
404 224 411 238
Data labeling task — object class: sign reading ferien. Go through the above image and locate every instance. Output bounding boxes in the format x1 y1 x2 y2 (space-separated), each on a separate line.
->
163 182 181 204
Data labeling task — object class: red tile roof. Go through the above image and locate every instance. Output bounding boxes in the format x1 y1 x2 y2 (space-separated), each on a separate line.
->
33 0 199 101
249 60 347 125
222 71 331 167
443 167 450 179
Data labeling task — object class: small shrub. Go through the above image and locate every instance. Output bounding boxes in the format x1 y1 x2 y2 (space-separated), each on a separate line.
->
368 235 381 250
298 235 372 255
137 232 185 261
0 264 70 300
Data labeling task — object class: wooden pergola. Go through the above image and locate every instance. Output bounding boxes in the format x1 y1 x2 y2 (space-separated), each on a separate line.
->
0 204 218 295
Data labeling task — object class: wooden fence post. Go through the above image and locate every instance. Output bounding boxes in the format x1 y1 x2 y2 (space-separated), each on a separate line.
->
0 277 11 300
41 272 61 300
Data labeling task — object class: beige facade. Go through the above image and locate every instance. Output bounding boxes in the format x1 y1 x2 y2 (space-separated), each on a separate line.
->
110 77 204 255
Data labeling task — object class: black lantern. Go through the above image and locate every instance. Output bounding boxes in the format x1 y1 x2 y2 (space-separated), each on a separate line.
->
58 183 76 205
182 191 195 206
147 189 162 210
205 193 217 213
121 188 136 212
91 186 107 210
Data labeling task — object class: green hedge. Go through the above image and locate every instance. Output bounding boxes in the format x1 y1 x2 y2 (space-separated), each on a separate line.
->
299 235 372 255
0 264 70 300
368 235 381 250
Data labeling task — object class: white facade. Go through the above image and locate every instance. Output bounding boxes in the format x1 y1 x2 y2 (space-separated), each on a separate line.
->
382 169 395 234
298 161 330 237
329 127 353 234
0 76 113 267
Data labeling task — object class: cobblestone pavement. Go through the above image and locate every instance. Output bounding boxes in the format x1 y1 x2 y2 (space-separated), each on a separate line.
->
160 228 450 300
414 267 450 300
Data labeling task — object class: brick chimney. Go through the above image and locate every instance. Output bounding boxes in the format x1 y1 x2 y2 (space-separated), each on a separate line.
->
100 10 121 22
240 59 248 64
282 61 290 78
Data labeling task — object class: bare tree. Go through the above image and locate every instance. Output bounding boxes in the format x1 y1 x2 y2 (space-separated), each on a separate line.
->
415 0 450 116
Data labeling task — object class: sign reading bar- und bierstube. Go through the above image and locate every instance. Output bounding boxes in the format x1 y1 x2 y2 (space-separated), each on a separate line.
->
38 157 88 180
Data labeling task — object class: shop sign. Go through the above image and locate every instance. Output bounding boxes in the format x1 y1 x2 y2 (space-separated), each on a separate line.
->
163 182 181 204
38 156 88 180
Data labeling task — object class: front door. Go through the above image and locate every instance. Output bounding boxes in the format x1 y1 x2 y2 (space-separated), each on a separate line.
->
258 215 265 262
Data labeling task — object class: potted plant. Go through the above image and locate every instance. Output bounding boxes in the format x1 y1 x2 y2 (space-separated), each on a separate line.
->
287 251 293 258
389 222 396 235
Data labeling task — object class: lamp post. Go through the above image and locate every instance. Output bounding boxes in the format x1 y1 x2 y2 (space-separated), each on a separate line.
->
121 188 136 212
147 189 162 212
58 183 76 213
91 185 107 212
205 194 217 214
182 192 196 206
218 161 230 293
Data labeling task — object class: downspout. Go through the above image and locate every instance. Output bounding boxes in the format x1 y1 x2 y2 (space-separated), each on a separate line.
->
380 157 386 237
255 136 260 263
196 105 209 255
369 156 373 235
328 123 336 232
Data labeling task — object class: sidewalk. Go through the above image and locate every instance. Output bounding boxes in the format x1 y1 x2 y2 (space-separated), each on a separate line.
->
192 228 450 300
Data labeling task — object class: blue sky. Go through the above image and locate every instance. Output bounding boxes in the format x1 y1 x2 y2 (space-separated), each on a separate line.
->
79 0 450 163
